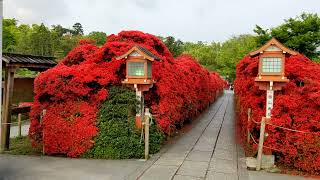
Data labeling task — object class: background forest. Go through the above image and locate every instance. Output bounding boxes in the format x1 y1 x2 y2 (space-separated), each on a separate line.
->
3 13 320 81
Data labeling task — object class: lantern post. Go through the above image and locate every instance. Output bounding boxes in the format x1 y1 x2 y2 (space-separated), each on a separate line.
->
250 38 297 170
116 45 160 159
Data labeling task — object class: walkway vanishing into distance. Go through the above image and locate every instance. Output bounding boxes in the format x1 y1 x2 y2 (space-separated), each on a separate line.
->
137 90 244 180
1 91 315 180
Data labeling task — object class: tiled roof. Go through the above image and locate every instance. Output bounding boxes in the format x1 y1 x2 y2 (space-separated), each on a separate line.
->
135 46 160 61
3 53 57 65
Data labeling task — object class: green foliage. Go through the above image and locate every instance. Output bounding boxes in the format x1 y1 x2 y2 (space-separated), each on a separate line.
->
253 25 271 46
183 41 221 71
2 18 107 61
6 136 42 155
183 35 257 81
16 68 38 77
254 13 320 60
83 86 164 159
72 22 84 35
3 19 19 52
57 35 82 59
162 36 184 57
86 31 107 46
216 35 258 81
52 24 70 37
3 21 59 57
29 23 55 56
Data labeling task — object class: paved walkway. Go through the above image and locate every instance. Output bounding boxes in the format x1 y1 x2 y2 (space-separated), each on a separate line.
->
0 154 148 180
1 91 317 180
137 91 241 180
136 91 316 180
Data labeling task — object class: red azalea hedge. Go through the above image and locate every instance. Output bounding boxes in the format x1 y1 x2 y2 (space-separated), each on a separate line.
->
234 54 320 173
29 31 225 157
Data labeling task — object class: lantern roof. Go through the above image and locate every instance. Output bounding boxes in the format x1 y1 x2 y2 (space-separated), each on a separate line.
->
249 38 298 57
116 45 160 61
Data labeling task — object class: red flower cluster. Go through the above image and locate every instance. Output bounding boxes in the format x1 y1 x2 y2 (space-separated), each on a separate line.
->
145 54 225 133
234 54 320 173
29 30 225 157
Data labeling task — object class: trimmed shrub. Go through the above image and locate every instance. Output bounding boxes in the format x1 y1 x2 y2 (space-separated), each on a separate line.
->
83 86 164 159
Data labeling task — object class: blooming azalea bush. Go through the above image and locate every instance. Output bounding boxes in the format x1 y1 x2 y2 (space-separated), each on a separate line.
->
234 54 320 173
29 30 225 157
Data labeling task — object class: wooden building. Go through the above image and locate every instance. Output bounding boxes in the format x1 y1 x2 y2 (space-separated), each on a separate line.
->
1 53 57 151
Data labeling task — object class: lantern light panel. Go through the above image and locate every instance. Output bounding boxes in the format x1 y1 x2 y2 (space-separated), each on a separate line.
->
261 57 282 73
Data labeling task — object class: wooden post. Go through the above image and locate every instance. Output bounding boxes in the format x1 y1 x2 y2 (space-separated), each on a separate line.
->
256 117 266 171
141 93 144 128
247 108 252 144
144 108 150 160
18 113 22 137
134 85 145 130
135 86 141 115
256 81 273 171
1 67 15 151
266 83 274 119
42 109 46 155
0 68 8 153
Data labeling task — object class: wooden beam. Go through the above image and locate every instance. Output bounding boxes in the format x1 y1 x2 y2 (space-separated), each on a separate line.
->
0 67 15 151
144 108 150 160
11 105 31 114
18 113 22 137
0 68 8 152
5 64 55 70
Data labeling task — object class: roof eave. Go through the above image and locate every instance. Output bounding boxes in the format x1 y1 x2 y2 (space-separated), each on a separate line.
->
116 46 160 61
249 38 298 57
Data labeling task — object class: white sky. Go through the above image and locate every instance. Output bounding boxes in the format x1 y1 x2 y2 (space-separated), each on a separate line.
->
3 0 320 42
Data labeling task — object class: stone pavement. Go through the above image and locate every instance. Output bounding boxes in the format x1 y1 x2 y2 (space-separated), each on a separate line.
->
137 91 241 180
136 91 317 180
0 154 147 180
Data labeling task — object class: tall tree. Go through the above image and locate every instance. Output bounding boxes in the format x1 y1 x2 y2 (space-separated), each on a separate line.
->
3 19 18 52
72 23 84 35
254 13 320 60
29 23 54 56
52 24 70 37
2 18 85 60
14 24 32 54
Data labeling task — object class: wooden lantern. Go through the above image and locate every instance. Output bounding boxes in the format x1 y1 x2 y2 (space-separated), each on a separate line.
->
116 45 160 92
250 38 298 170
116 45 160 129
250 38 297 91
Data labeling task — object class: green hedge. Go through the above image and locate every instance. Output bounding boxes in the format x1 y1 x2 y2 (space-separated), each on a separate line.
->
83 86 164 159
